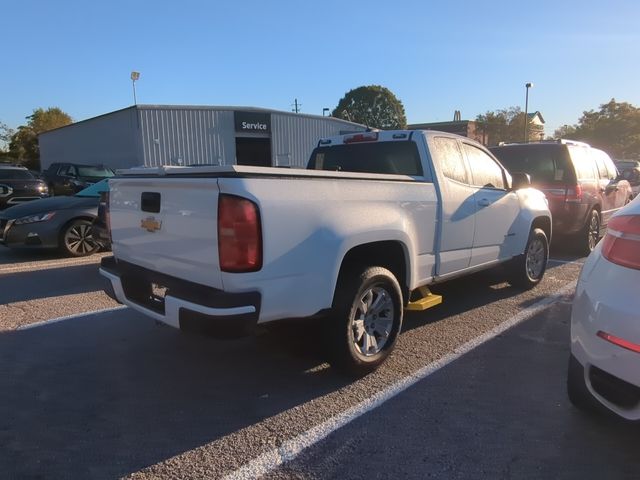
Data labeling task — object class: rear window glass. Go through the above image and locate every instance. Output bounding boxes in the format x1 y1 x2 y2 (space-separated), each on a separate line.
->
307 141 424 178
0 169 34 180
568 146 597 180
77 166 115 178
489 145 574 184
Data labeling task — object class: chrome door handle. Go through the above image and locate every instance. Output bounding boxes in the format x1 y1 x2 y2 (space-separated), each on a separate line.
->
478 198 491 207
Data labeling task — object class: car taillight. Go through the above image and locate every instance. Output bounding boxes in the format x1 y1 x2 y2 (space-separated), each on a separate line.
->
218 194 262 272
565 184 583 203
601 215 640 270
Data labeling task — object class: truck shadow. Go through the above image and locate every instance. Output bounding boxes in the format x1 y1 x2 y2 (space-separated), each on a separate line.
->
0 310 349 479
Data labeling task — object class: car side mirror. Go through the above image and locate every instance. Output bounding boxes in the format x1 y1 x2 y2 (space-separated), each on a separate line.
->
510 172 531 190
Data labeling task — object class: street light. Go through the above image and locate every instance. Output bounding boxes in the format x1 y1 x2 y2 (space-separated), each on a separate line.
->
523 82 533 142
322 108 330 117
131 71 140 105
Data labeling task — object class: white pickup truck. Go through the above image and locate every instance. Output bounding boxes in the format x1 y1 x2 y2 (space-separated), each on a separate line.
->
100 130 551 375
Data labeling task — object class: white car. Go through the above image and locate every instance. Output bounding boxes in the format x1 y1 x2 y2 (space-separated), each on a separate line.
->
568 196 640 420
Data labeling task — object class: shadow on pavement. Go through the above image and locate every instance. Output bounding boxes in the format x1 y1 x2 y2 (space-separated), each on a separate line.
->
0 310 349 479
0 263 106 304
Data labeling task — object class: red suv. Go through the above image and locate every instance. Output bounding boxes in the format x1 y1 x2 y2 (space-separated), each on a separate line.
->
490 140 633 254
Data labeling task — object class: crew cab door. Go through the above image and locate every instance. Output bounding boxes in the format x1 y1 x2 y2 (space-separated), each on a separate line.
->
428 136 477 275
462 143 521 266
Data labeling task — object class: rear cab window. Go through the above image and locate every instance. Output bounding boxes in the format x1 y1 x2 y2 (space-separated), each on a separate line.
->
308 140 427 179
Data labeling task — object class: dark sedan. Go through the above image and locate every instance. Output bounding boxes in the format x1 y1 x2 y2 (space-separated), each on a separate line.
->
0 166 50 209
0 180 109 256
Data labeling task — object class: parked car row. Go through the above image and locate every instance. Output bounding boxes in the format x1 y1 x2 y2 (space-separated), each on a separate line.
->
0 179 109 256
490 140 633 254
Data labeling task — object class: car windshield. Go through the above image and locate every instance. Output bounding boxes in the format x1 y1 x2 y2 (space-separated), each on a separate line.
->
75 179 110 197
490 145 574 184
0 168 34 180
77 166 115 178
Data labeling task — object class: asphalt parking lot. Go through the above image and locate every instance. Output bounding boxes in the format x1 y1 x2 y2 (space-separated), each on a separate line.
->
1 246 638 479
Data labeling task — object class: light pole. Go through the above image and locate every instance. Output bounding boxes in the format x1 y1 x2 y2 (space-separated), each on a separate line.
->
131 71 140 105
322 108 330 117
523 82 533 142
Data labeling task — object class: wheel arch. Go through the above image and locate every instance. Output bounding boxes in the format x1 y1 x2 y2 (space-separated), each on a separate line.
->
531 216 552 243
335 240 410 305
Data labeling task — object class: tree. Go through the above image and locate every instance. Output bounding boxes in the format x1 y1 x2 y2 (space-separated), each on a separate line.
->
332 85 407 129
475 107 526 146
8 107 72 169
0 121 15 158
554 99 640 159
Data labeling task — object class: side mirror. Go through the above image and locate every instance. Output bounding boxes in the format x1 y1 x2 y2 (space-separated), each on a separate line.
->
511 172 531 190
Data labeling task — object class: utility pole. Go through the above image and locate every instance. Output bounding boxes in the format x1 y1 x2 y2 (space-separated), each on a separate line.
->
523 82 533 142
131 71 140 105
291 98 302 113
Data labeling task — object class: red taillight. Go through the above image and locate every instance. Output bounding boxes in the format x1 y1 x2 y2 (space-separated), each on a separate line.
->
601 215 640 270
218 194 262 272
343 132 379 144
565 184 583 203
597 331 640 354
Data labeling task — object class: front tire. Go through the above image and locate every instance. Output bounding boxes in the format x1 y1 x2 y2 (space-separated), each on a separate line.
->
508 227 548 289
60 219 100 257
327 266 403 376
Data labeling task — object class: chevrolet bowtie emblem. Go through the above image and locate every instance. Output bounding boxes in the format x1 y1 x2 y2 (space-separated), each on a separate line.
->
141 217 162 233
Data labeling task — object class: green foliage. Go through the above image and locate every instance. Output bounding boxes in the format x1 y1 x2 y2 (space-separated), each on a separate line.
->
554 99 640 159
332 85 407 129
0 121 14 154
8 107 72 170
475 107 528 146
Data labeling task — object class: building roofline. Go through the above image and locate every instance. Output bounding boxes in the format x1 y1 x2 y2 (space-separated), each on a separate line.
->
39 104 365 137
408 120 473 128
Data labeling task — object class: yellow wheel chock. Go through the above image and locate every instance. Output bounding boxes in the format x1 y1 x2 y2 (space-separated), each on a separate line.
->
405 286 443 311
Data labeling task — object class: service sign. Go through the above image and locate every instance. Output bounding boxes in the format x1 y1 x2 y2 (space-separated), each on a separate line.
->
234 112 271 134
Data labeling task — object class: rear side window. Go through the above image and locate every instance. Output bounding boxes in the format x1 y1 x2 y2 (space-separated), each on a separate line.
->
308 141 424 178
431 136 469 184
569 146 597 180
463 143 505 189
490 144 574 184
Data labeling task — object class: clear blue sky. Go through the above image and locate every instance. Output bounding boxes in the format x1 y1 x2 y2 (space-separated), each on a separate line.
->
3 0 639 136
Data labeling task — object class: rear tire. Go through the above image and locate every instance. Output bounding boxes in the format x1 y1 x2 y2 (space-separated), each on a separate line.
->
578 209 600 256
508 227 548 290
567 354 600 413
327 266 403 377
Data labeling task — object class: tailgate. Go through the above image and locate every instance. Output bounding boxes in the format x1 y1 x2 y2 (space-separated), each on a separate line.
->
110 177 224 289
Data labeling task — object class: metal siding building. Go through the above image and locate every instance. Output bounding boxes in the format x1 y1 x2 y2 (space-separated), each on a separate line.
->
39 106 364 170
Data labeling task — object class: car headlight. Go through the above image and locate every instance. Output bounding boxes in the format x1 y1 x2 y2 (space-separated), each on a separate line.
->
14 212 56 225
37 183 49 193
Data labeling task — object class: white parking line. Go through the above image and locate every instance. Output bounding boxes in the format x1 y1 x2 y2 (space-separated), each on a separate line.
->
548 258 585 266
223 280 578 480
0 256 104 274
16 305 128 330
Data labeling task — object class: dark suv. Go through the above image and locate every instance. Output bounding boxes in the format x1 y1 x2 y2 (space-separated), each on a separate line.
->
490 140 633 254
42 163 115 196
0 165 49 209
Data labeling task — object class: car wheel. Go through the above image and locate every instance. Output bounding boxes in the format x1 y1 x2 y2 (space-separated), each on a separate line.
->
327 266 403 376
579 209 600 255
60 219 100 257
508 227 548 290
567 354 602 414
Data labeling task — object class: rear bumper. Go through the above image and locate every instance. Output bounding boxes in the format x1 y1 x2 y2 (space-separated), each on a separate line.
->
99 256 261 336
